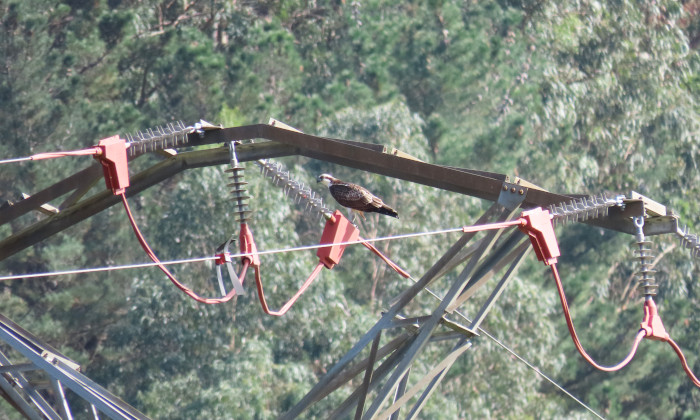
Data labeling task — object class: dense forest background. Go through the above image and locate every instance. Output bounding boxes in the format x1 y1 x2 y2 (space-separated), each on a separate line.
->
1 0 700 418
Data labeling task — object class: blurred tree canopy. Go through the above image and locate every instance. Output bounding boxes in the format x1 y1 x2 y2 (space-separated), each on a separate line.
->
1 0 699 418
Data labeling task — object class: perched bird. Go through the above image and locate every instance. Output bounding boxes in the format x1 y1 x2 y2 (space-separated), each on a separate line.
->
317 173 399 220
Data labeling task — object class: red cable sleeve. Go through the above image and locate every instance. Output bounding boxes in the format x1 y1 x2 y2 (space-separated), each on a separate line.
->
666 337 700 388
461 219 525 233
550 264 646 371
360 238 411 278
30 148 103 161
355 219 523 279
253 262 325 316
121 194 248 304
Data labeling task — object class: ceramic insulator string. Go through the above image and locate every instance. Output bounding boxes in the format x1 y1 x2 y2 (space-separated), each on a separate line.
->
257 159 332 220
549 194 624 226
123 121 193 156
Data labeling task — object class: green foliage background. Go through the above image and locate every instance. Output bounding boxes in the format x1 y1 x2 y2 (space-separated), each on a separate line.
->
1 0 699 418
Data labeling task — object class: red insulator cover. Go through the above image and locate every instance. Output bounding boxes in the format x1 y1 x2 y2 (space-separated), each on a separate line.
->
317 210 360 269
96 136 130 195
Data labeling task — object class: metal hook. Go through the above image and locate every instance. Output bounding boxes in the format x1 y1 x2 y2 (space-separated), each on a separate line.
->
229 141 240 167
633 216 645 243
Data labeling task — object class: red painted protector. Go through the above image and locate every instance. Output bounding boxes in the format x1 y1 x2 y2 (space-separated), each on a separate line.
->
640 299 670 341
96 136 130 195
214 253 228 265
519 207 560 265
317 210 360 269
239 223 261 267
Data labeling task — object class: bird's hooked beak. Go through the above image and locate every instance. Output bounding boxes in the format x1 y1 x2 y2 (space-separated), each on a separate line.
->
317 174 331 185
317 174 334 187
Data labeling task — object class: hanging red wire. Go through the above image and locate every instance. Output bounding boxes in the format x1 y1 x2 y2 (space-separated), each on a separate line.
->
360 239 410 278
549 264 645 371
30 148 103 160
121 193 249 304
251 244 414 316
253 263 325 316
520 207 700 385
667 337 700 388
251 241 414 316
251 211 414 316
553 269 700 387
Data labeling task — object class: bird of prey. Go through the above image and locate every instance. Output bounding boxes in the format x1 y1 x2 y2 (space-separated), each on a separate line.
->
317 173 399 220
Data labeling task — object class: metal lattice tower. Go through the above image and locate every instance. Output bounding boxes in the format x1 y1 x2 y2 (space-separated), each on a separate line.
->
0 121 682 419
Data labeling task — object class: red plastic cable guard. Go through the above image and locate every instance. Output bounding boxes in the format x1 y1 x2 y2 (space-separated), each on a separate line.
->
30 147 103 161
667 337 700 388
553 263 700 383
550 264 645 372
121 194 249 304
253 262 325 316
95 136 130 195
360 239 410 278
639 299 700 388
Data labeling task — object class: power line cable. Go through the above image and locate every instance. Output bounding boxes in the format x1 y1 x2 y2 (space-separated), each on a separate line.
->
417 285 606 420
0 147 103 165
0 256 218 281
0 208 604 417
0 225 473 281
0 237 603 416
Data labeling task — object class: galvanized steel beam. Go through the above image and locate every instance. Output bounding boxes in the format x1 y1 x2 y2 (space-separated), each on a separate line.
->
0 314 148 419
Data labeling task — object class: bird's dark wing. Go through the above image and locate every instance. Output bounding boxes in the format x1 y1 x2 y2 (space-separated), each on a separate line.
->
329 183 374 208
330 182 399 218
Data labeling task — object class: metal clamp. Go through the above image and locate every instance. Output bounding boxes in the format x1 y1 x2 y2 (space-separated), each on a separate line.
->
215 237 245 296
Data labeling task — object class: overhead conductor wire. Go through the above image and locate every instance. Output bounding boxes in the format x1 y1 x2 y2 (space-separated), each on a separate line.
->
0 207 605 417
0 216 607 417
0 256 219 281
0 226 472 281
0 220 526 283
0 147 104 164
417 286 606 420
